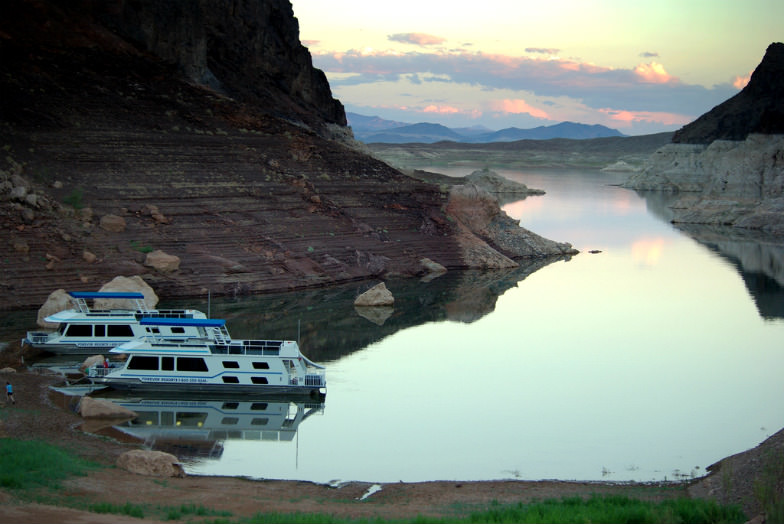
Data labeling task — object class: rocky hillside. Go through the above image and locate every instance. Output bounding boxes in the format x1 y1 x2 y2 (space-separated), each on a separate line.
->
0 0 575 311
624 42 784 235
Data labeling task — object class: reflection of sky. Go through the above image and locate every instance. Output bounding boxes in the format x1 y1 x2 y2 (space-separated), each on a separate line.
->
188 169 784 484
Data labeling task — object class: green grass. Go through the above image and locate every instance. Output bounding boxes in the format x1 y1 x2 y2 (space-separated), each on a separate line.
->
0 439 99 491
240 496 745 524
0 440 747 523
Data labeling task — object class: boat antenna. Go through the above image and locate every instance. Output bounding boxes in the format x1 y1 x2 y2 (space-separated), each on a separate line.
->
208 289 211 318
297 319 301 345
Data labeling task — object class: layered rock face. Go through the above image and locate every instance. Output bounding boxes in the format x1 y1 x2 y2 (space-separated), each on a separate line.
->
0 0 574 310
624 43 784 235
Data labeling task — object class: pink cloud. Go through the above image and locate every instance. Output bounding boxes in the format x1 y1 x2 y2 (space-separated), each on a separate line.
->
490 99 550 119
423 104 461 114
733 72 751 89
600 108 691 127
388 33 446 46
633 62 676 84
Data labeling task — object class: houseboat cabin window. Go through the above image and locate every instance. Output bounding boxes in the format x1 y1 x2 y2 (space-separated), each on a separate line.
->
251 418 269 426
171 327 185 334
221 417 239 425
94 325 105 337
251 377 268 384
146 327 160 334
250 403 268 411
222 402 239 410
252 362 269 369
107 325 134 337
65 324 92 337
177 412 208 427
222 376 239 383
161 357 174 371
222 361 240 369
128 356 159 370
177 357 208 372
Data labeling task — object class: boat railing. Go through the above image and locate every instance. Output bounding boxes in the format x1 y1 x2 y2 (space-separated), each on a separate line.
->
209 341 283 356
89 366 113 378
304 373 325 387
25 332 52 344
72 296 150 315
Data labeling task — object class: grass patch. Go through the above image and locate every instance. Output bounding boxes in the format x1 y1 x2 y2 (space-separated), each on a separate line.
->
62 187 84 209
162 503 233 520
240 495 745 524
130 239 154 253
89 501 145 519
0 439 99 491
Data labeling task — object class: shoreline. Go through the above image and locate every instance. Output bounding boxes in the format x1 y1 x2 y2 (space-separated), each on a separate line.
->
0 367 775 522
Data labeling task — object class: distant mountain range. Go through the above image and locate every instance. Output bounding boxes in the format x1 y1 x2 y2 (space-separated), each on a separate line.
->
347 112 625 144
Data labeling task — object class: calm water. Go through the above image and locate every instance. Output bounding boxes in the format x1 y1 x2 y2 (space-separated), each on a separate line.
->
20 168 784 484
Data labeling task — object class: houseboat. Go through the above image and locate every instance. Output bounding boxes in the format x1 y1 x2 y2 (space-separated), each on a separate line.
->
23 291 207 355
87 317 326 398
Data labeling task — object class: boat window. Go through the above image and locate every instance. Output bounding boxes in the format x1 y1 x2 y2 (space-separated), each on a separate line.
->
161 412 174 425
107 324 134 337
251 418 269 426
222 402 239 410
129 412 158 426
176 412 208 427
127 356 159 370
177 357 208 372
146 327 160 334
251 377 268 384
221 417 239 425
65 324 92 337
171 327 185 334
161 357 174 371
94 325 105 337
250 403 268 411
222 376 239 384
222 361 240 369
252 362 270 370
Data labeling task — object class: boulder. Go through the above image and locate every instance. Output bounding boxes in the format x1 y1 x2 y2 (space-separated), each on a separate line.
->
355 305 393 325
99 214 126 232
80 354 106 372
78 396 137 419
97 275 159 309
354 282 394 306
0 367 17 374
116 450 186 478
36 288 71 328
420 257 447 275
465 168 544 194
144 250 181 272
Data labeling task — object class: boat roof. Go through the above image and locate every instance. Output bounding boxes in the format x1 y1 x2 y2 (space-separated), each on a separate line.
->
69 291 146 299
139 317 226 327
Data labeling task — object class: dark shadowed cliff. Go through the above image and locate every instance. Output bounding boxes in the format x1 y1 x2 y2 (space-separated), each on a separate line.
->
0 0 574 310
673 42 784 144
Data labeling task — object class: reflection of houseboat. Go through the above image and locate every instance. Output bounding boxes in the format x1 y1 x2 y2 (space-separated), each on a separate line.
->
88 318 326 398
106 396 325 453
23 292 207 355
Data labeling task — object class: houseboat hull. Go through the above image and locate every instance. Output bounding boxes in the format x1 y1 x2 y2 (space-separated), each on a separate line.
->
89 377 325 398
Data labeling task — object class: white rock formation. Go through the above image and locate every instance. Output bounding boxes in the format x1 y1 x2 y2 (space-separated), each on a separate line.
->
354 282 394 306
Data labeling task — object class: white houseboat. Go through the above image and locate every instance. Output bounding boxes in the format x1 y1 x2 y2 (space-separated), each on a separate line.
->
87 318 326 398
23 291 207 355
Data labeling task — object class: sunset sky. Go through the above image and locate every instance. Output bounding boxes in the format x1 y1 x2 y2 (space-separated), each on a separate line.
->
291 0 782 135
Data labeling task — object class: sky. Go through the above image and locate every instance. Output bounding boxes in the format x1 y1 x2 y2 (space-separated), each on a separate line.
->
291 0 783 135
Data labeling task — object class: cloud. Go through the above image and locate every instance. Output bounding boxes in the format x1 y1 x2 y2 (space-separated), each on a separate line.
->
311 48 738 133
488 99 550 119
733 71 752 89
387 33 446 46
639 51 659 58
526 47 560 55
633 62 676 84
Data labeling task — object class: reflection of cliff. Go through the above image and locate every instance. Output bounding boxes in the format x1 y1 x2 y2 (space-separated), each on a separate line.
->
173 260 563 362
675 224 784 319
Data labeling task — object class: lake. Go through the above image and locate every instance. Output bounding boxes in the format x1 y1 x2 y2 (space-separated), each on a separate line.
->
19 168 784 484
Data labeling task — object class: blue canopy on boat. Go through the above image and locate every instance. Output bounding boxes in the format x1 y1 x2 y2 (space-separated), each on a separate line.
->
139 317 226 327
68 291 146 299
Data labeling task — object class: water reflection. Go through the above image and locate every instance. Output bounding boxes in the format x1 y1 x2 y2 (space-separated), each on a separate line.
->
92 394 325 464
635 189 784 320
166 259 566 363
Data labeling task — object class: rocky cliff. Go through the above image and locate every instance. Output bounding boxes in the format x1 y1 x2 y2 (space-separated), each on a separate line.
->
0 0 575 310
624 43 784 235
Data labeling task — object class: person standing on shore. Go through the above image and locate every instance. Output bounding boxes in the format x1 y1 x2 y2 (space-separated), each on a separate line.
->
6 381 15 405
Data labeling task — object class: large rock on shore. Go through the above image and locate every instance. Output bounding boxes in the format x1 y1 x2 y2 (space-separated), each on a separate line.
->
117 450 186 478
78 396 137 419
